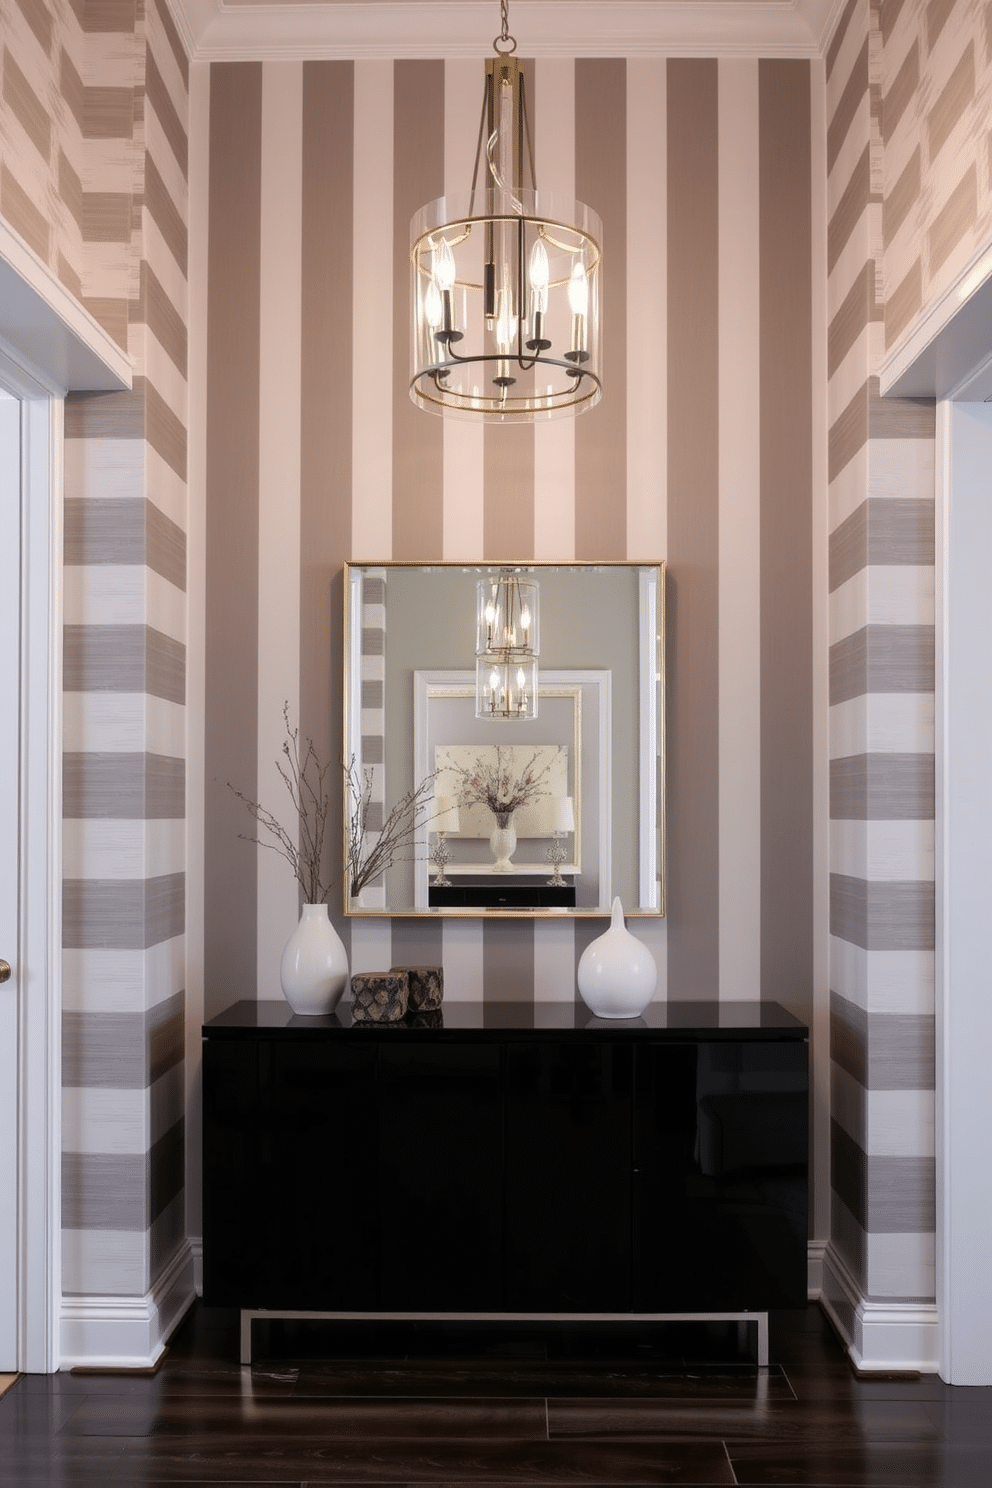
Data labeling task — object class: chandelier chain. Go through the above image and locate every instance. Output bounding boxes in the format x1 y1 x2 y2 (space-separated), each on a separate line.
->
494 0 516 54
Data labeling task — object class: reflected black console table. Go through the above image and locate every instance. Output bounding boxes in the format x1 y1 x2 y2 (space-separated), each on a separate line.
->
202 999 808 1365
428 875 576 908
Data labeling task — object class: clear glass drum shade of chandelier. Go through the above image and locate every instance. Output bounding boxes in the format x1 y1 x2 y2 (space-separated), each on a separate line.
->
475 570 540 720
411 189 602 421
476 571 539 655
476 654 539 719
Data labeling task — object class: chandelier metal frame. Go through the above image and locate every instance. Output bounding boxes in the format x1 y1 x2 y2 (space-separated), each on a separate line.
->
410 5 603 422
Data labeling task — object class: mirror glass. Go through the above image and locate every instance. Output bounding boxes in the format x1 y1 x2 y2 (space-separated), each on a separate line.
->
343 562 665 917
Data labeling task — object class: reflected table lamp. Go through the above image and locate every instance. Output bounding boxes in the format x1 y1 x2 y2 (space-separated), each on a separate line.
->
430 795 460 886
545 796 574 886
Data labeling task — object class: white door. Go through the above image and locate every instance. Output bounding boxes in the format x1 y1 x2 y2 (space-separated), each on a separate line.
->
0 365 60 1374
936 395 992 1384
0 389 20 1369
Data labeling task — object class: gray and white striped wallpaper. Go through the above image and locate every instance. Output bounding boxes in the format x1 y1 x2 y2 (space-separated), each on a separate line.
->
0 0 135 350
56 0 191 1323
4 0 975 1362
824 0 938 1338
880 0 992 348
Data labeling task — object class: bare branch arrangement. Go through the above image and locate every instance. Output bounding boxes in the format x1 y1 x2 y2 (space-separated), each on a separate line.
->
347 758 437 900
448 744 553 818
228 703 332 905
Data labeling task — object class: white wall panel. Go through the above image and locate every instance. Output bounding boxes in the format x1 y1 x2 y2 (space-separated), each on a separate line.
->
257 61 304 997
829 938 935 1016
63 820 187 880
625 59 666 561
63 567 186 639
829 694 935 758
62 939 187 1016
441 917 486 1002
717 58 761 1002
829 819 935 881
829 565 935 636
352 61 394 558
533 58 576 561
441 58 485 559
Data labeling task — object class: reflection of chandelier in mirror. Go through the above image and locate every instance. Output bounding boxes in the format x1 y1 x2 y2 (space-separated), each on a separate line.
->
410 0 602 422
476 568 539 720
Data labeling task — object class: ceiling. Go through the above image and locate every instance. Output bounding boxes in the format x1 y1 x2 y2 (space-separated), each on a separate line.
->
166 0 843 63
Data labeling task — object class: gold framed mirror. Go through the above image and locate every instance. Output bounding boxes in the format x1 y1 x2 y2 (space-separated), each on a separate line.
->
343 561 665 917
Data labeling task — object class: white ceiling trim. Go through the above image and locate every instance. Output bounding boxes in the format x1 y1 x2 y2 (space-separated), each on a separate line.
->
167 0 844 63
0 223 131 393
879 236 992 402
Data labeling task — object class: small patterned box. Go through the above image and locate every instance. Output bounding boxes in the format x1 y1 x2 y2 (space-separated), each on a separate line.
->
350 971 409 1022
391 965 443 1011
410 1009 444 1029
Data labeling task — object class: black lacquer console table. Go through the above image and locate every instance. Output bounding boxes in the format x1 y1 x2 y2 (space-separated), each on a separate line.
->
202 998 808 1365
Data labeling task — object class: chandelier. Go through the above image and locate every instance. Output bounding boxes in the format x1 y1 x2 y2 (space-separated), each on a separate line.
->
476 568 539 720
410 1 603 422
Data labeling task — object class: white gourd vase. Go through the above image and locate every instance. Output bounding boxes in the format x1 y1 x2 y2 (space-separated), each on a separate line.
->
577 897 657 1018
279 903 349 1016
489 811 517 872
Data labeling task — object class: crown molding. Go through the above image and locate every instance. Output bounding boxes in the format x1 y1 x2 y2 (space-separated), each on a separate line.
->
165 0 844 63
879 235 992 401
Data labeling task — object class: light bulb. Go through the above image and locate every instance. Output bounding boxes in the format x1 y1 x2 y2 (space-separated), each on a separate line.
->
434 237 456 291
493 294 518 390
567 262 590 360
495 298 517 354
568 261 589 317
529 239 549 311
428 238 457 338
425 279 442 330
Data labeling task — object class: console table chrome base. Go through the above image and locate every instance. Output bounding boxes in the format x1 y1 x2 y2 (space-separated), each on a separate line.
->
240 1308 769 1368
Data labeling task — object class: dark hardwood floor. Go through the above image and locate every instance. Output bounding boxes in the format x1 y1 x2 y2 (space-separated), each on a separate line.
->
1 1302 989 1485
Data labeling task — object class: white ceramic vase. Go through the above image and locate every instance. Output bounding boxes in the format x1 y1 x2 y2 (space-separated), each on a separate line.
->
279 903 349 1016
489 811 517 872
577 897 657 1018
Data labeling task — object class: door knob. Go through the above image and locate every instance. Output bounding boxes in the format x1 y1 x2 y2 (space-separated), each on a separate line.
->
0 960 9 983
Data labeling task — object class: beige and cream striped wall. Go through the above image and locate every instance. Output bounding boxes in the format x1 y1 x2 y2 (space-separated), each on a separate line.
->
189 52 825 1236
192 65 818 997
0 0 192 1327
824 0 938 1337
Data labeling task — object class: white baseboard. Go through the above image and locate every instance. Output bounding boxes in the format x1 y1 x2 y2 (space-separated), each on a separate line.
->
807 1239 827 1299
821 1241 939 1374
59 1237 196 1370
